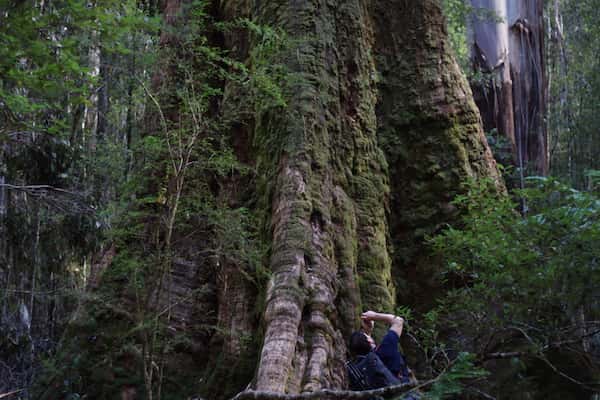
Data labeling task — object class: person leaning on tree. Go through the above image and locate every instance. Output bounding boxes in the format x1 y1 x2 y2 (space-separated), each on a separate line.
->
347 310 415 393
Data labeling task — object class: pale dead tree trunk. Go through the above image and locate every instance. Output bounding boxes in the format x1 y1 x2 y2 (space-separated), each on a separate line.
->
470 0 548 177
0 148 7 343
547 0 564 171
0 151 6 264
83 33 100 154
469 0 517 159
97 55 109 141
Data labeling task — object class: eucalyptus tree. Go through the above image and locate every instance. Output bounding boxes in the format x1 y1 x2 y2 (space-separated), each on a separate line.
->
469 0 548 183
34 0 503 399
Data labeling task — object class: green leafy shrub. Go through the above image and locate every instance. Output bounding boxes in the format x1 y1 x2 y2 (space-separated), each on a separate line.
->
427 177 600 398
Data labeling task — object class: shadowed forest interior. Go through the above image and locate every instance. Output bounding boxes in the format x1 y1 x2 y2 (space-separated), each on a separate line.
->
1 0 599 399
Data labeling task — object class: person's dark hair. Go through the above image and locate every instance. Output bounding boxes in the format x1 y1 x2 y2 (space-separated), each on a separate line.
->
349 331 372 356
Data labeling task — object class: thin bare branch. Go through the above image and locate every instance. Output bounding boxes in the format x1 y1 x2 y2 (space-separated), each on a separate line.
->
0 183 96 215
0 183 80 196
483 351 525 360
535 353 598 391
501 325 599 391
0 389 24 399
466 387 497 400
135 76 178 174
229 379 434 400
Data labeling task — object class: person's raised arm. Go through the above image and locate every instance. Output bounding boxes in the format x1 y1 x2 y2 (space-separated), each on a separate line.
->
361 310 404 337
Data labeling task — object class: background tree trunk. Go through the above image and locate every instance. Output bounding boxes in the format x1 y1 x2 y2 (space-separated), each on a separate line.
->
470 0 548 179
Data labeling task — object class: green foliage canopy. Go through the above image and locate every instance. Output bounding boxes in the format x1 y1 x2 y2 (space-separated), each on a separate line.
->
0 0 159 134
428 177 600 395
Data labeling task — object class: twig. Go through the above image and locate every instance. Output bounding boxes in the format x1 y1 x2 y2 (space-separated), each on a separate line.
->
155 292 196 318
3 287 68 295
466 387 497 400
0 183 96 215
534 354 599 392
503 325 599 391
0 183 81 197
135 76 177 174
483 351 525 360
0 389 24 399
542 329 600 351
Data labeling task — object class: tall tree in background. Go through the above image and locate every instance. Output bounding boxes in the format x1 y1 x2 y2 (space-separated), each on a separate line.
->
0 0 157 392
547 0 600 188
469 0 548 182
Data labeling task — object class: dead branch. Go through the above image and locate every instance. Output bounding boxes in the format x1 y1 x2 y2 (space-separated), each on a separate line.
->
534 354 599 392
229 379 433 400
0 183 80 197
0 183 96 216
466 387 497 400
483 351 525 360
503 325 599 392
542 328 600 351
0 389 24 399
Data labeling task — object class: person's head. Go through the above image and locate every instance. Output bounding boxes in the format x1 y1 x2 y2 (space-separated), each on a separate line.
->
349 331 375 356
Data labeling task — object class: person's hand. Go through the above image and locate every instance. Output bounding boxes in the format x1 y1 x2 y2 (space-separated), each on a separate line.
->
361 318 374 334
361 310 378 321
361 310 404 332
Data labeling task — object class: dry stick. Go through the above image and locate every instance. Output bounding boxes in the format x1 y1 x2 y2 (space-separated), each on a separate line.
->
0 183 75 195
506 326 599 392
466 387 497 400
534 354 599 392
483 351 526 360
541 329 600 352
229 379 436 400
0 389 24 399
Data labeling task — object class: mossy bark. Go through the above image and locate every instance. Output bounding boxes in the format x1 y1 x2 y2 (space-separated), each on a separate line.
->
251 0 398 392
35 0 503 398
370 0 502 309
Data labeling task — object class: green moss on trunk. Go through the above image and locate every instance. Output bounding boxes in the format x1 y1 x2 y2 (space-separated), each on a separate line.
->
371 0 503 309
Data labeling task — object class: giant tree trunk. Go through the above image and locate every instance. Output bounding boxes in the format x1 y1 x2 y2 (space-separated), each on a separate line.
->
251 0 395 391
373 0 502 309
470 0 548 177
36 0 502 398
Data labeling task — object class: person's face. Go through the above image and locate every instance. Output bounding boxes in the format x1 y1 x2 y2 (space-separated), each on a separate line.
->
364 332 376 349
